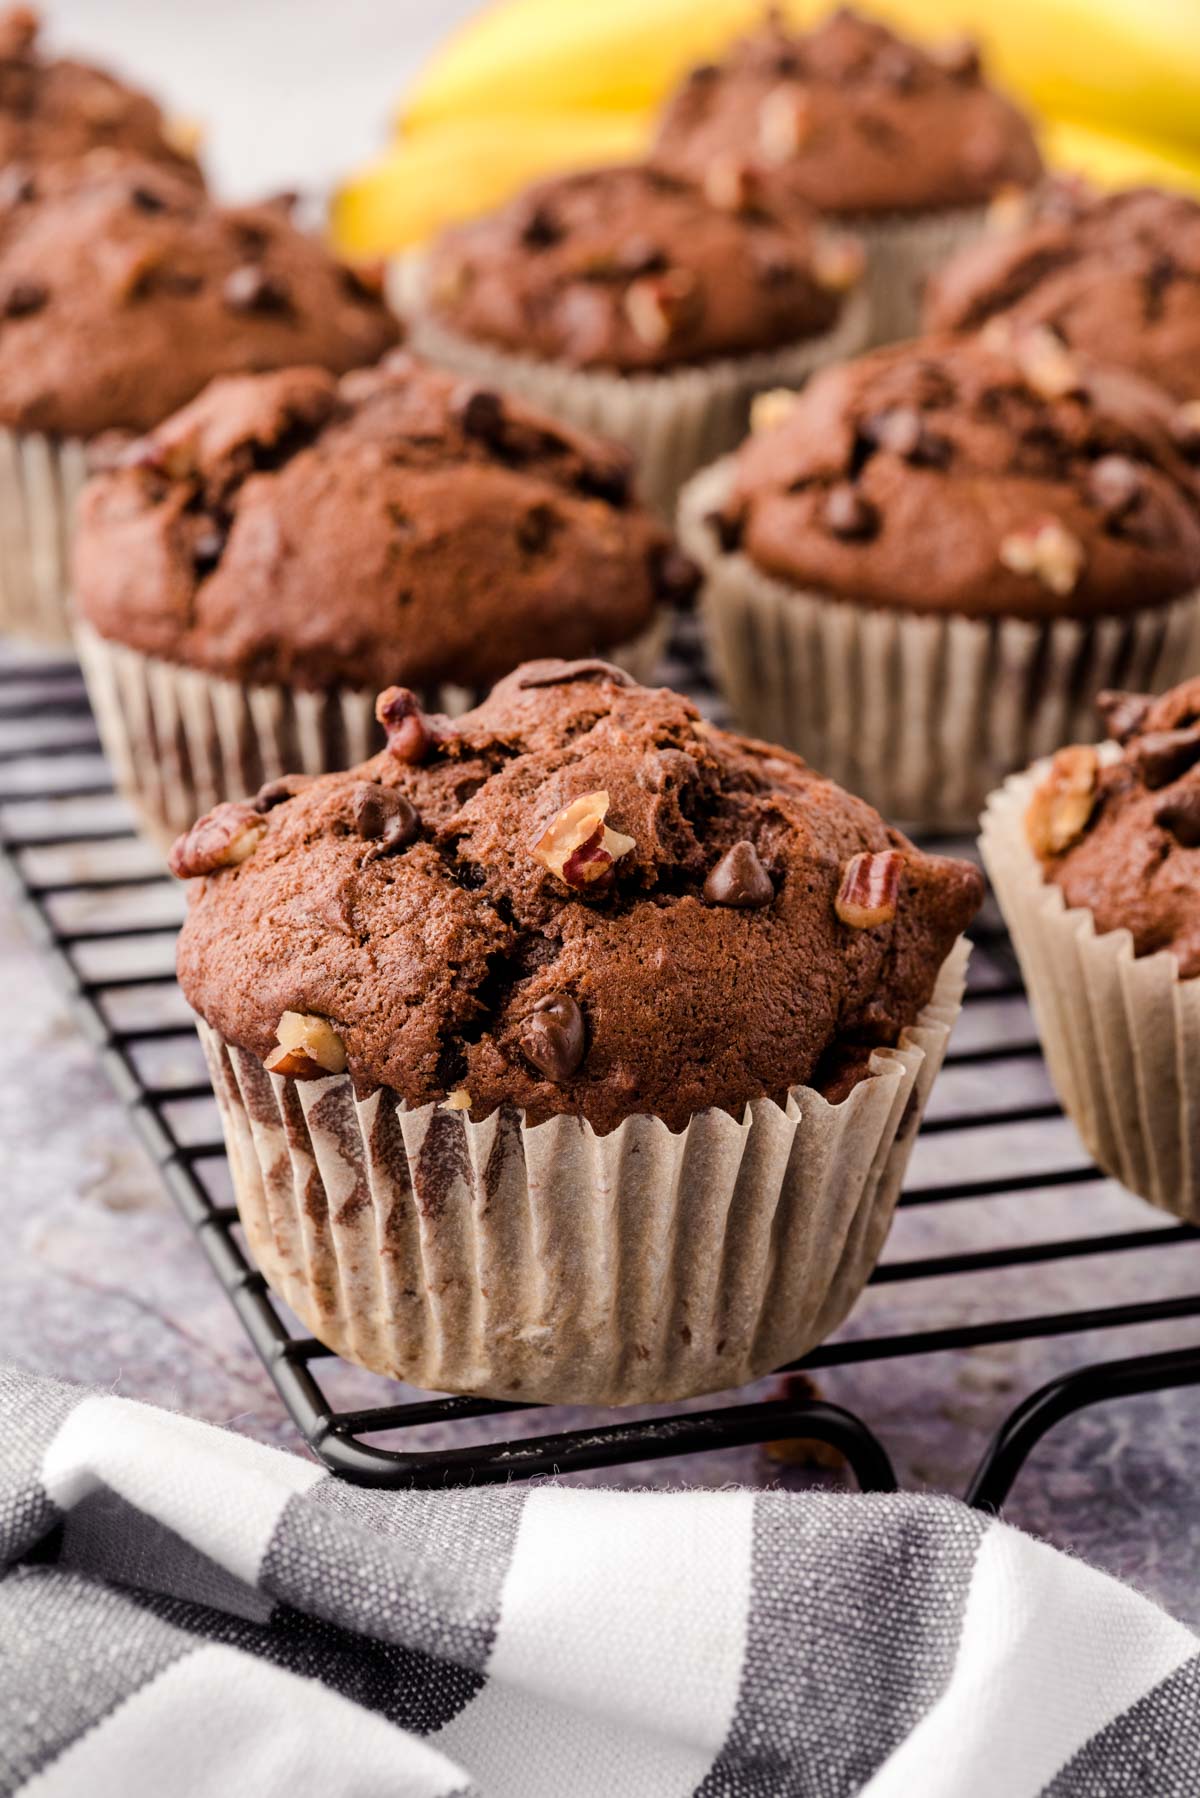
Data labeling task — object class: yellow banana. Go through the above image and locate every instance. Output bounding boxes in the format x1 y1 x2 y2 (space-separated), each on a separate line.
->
332 111 647 257
1043 116 1200 194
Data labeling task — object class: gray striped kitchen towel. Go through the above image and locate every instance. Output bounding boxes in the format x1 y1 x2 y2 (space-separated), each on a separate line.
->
1 1363 1197 1797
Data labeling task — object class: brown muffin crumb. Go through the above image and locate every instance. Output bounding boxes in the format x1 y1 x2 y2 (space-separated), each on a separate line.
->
174 662 983 1133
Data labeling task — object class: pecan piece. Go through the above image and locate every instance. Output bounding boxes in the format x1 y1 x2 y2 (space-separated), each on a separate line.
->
835 849 903 928
531 790 635 893
1014 325 1083 400
823 483 879 541
442 1088 472 1111
168 801 267 879
703 152 760 213
999 519 1085 596
758 84 812 163
222 265 290 313
265 1011 347 1079
376 686 434 763
1025 745 1099 857
520 994 586 1082
624 269 698 349
811 229 865 293
750 388 798 436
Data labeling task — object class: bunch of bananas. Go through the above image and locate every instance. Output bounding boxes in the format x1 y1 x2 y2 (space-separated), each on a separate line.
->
332 0 1200 257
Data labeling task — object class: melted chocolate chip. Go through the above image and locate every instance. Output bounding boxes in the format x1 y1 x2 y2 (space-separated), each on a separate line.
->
865 406 950 467
706 509 743 554
516 502 558 555
519 203 563 249
254 775 310 812
222 265 290 313
577 454 632 508
1096 689 1152 744
350 780 421 852
457 387 506 447
703 840 774 908
1129 724 1200 789
2 278 44 317
517 659 633 690
1155 786 1200 847
1088 455 1142 521
130 184 167 214
520 993 586 1083
652 544 701 607
823 482 880 541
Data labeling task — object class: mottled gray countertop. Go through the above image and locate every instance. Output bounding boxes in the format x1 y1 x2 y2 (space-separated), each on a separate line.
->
4 661 1200 1630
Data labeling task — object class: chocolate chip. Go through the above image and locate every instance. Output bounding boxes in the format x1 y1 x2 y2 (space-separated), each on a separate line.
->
1088 455 1142 521
754 250 799 288
866 407 950 467
376 686 435 763
350 780 420 851
519 202 563 249
823 483 880 541
1155 787 1200 847
1096 688 1152 744
517 659 633 689
2 278 43 317
254 777 304 812
0 164 34 207
706 509 743 554
652 544 701 607
616 236 668 277
516 502 558 555
457 387 506 446
577 453 632 508
1129 724 1200 788
703 840 774 908
520 994 586 1083
130 184 167 214
222 265 290 313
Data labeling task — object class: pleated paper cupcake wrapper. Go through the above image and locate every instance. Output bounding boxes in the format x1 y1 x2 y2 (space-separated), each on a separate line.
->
394 254 870 519
679 458 1200 833
76 613 667 850
981 765 1200 1223
0 430 89 646
196 939 966 1406
846 204 988 347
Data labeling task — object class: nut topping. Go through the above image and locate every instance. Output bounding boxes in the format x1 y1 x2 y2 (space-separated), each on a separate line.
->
1014 325 1082 400
1025 745 1099 857
758 85 812 164
750 388 798 436
823 483 880 542
986 186 1034 235
376 687 434 763
222 265 290 313
703 152 760 213
835 850 903 928
703 841 774 908
2 278 45 318
1170 400 1200 457
999 519 1085 596
811 230 865 293
351 781 420 853
168 801 268 879
1088 455 1142 522
930 34 981 78
442 1088 472 1111
520 994 586 1083
265 1011 347 1080
866 407 950 468
1096 689 1152 744
624 269 697 348
531 789 635 893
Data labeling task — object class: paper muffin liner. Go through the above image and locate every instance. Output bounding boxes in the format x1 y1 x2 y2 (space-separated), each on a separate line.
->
76 613 667 850
845 204 988 347
680 458 1200 833
394 253 870 519
0 429 89 646
195 937 967 1405
981 762 1200 1222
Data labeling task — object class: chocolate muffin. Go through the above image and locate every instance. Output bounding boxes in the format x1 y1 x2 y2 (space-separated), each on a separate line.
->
981 677 1200 1222
926 182 1200 403
680 331 1200 827
0 151 397 643
74 353 688 840
403 161 868 515
177 659 980 1401
0 7 201 184
652 7 1043 343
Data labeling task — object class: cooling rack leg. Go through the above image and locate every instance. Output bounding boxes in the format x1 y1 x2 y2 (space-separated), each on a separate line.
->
966 1341 1200 1511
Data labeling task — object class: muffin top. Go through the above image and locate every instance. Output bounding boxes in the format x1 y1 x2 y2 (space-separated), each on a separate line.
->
0 153 398 439
651 7 1042 219
705 333 1200 620
173 661 982 1133
0 7 201 183
422 162 861 373
926 182 1200 403
74 354 692 692
1026 678 1200 977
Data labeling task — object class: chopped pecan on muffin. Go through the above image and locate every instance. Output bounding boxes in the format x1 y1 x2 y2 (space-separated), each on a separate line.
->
423 161 862 372
172 661 983 1134
0 6 201 183
651 6 1041 219
708 332 1200 619
1026 677 1200 974
0 153 397 440
926 182 1200 403
74 354 693 693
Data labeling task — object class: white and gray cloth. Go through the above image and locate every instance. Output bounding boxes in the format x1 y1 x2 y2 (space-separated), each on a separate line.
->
2 1364 1198 1798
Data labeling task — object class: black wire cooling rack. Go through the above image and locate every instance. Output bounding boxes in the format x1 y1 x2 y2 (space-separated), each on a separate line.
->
4 636 1200 1505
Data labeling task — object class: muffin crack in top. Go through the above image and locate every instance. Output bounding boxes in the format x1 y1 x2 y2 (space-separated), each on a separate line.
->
173 662 983 1134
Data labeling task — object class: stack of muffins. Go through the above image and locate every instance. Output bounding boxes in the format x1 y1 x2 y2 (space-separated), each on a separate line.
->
10 3 1200 1408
